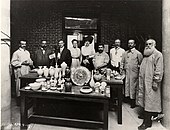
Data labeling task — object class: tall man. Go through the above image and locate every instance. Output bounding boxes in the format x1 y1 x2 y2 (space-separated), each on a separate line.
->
93 44 109 72
11 40 33 103
120 39 143 108
55 40 72 68
34 40 52 68
110 39 125 73
137 39 163 130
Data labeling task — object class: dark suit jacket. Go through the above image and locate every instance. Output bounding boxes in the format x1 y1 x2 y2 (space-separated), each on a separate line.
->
34 48 52 68
55 47 72 68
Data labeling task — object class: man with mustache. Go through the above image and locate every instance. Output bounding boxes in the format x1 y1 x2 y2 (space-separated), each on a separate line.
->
137 39 164 130
11 40 33 105
110 39 125 73
120 39 143 108
34 40 53 68
93 44 109 72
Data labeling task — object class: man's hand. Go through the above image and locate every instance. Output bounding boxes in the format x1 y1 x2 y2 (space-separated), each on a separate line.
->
152 81 158 91
83 59 89 65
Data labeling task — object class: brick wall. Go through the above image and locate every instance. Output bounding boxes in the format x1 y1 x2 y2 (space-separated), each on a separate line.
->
11 1 161 57
11 2 63 59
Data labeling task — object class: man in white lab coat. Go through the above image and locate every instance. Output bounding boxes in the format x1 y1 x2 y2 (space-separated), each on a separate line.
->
11 40 33 104
120 39 143 108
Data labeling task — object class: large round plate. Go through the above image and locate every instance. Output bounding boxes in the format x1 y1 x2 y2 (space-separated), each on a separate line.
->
71 66 91 86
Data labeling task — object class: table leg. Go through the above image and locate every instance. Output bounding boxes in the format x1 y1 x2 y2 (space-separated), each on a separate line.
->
103 100 108 130
20 93 28 130
117 85 122 124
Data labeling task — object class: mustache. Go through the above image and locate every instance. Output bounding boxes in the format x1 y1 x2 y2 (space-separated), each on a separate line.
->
145 46 152 49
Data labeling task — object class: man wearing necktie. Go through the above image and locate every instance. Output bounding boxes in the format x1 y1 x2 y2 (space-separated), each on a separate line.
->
34 40 53 68
55 40 72 68
110 39 125 73
120 39 143 108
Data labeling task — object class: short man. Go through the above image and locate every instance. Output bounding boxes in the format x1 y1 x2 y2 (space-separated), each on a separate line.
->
55 40 72 68
93 44 109 71
110 39 125 73
34 40 52 68
137 39 163 130
120 39 143 108
11 41 33 103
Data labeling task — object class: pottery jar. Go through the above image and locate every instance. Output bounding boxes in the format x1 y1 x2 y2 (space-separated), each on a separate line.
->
65 78 72 92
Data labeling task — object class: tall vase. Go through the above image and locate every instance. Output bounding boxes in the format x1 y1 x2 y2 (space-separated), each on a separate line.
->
37 66 43 77
43 66 49 78
61 62 67 77
49 66 55 78
54 67 59 79
89 70 95 88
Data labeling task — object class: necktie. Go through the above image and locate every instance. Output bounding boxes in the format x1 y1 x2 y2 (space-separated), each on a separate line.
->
115 49 117 55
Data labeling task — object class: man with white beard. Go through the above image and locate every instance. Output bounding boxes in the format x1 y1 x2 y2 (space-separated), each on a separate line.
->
137 39 164 130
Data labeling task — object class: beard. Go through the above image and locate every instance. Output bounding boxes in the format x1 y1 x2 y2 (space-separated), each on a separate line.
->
144 46 155 56
98 50 103 53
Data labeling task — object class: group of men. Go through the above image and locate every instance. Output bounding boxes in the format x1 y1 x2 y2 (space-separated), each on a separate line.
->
11 37 163 130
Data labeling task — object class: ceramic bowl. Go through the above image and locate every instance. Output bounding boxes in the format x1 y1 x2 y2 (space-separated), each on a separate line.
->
36 78 46 83
29 82 41 90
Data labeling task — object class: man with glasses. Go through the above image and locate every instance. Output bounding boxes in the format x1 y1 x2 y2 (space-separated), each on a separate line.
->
137 39 164 130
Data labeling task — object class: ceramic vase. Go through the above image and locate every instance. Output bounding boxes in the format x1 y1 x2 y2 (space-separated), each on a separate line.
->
61 62 67 77
49 66 55 78
89 70 95 87
43 66 49 78
37 66 43 77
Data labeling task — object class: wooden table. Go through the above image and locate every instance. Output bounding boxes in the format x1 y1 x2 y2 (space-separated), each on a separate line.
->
102 78 123 124
20 73 123 129
20 76 109 130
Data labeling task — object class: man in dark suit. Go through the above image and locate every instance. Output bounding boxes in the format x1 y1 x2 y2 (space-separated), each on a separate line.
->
34 40 53 68
55 40 72 68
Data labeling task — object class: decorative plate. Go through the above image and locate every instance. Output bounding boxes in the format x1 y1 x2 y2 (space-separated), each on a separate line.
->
71 66 91 86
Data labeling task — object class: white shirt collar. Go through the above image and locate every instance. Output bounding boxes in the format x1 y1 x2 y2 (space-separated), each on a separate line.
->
19 47 25 51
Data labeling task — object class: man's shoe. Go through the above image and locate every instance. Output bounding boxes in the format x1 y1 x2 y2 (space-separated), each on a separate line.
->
130 99 136 108
138 115 144 119
138 123 151 130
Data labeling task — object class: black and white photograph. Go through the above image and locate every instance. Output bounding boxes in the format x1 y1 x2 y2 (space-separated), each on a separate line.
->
1 0 170 130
